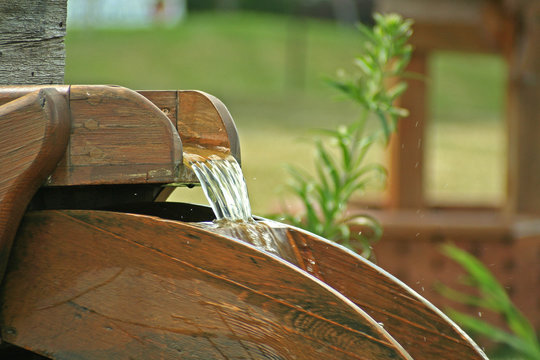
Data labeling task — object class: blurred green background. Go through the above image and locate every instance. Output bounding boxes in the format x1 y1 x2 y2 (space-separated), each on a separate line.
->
65 6 506 214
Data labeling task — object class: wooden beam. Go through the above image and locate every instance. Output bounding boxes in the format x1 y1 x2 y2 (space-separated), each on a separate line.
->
0 0 67 85
387 51 428 209
506 1 540 215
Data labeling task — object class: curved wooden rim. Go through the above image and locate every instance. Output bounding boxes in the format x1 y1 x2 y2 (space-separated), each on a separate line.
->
0 88 70 281
280 222 489 360
104 201 488 359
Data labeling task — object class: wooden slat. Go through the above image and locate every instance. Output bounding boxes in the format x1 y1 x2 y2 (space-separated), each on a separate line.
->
1 210 412 360
365 208 512 243
286 225 488 360
0 89 70 281
53 85 182 185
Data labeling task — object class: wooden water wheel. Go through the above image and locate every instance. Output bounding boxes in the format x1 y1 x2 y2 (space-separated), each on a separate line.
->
0 85 487 359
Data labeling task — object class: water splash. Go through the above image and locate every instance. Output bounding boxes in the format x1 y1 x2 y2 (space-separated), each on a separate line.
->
184 150 301 266
195 220 301 266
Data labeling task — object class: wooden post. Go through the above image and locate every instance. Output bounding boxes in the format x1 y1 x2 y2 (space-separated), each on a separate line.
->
506 1 540 215
387 51 428 209
0 0 67 85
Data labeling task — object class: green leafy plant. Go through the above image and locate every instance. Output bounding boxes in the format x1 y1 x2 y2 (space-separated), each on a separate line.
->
439 244 540 359
279 13 413 259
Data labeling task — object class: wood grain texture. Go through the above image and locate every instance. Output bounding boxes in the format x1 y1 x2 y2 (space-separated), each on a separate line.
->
137 90 240 161
138 90 241 187
0 85 182 186
177 90 240 162
0 0 67 85
285 226 488 360
52 85 182 185
0 87 242 188
0 210 412 360
0 89 70 281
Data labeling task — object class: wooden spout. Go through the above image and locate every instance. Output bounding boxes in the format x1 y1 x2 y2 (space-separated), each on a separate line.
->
139 90 241 184
0 85 241 187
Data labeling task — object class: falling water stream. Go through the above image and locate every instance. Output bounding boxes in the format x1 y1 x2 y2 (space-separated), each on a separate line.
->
184 150 302 267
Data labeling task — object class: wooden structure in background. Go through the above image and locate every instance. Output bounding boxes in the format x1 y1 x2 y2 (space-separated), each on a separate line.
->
379 0 540 214
368 0 540 331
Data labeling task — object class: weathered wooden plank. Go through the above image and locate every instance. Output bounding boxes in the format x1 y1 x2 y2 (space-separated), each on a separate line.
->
0 0 67 85
1 210 412 360
0 89 70 281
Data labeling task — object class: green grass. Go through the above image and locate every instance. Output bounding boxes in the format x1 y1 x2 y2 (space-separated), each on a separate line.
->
65 11 507 213
427 52 507 206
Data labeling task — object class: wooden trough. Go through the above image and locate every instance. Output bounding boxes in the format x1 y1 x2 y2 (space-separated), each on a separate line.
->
0 85 488 359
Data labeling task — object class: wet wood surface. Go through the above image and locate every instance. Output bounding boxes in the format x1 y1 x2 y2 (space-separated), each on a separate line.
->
48 202 489 359
139 90 240 164
0 89 70 281
285 226 488 360
1 210 412 360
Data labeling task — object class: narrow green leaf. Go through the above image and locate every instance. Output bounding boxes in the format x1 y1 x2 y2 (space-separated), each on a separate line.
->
447 310 540 360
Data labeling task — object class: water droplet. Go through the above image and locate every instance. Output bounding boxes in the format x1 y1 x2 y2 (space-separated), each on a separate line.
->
478 312 482 317
378 322 384 327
